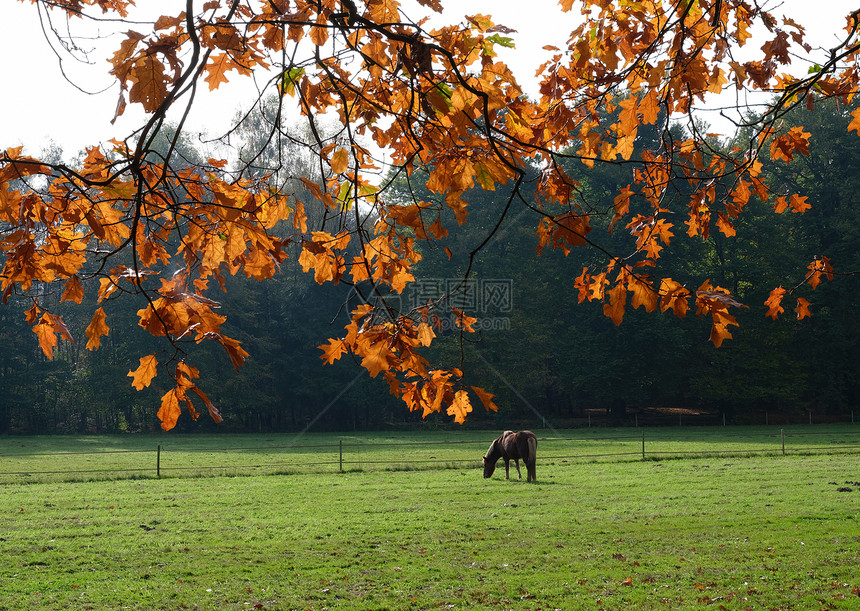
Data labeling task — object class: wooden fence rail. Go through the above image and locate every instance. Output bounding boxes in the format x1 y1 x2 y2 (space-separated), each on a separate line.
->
1 428 859 483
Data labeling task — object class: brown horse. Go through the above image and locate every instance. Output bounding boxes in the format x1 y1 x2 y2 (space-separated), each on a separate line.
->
482 430 537 482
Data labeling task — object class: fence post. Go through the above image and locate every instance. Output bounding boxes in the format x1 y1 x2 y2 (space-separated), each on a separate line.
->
781 429 785 456
642 431 646 460
339 440 343 473
157 444 161 477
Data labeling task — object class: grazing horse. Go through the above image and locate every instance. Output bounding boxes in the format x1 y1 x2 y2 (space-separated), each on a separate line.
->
483 430 537 482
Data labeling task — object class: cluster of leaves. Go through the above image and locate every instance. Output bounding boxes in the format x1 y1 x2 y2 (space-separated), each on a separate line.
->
1 0 859 429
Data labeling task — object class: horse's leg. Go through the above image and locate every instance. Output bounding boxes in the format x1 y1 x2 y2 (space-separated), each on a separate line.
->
514 459 522 479
504 458 510 479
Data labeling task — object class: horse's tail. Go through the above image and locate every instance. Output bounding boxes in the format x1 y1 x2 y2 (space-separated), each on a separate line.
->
527 434 537 483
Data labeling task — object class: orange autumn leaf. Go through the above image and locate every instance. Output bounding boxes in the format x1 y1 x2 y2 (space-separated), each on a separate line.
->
361 341 392 377
127 54 170 113
769 126 811 163
330 148 349 174
32 312 73 360
629 277 658 313
310 13 329 46
128 354 159 391
218 335 250 370
708 310 738 348
694 282 745 347
204 53 233 90
789 194 811 213
190 386 223 424
550 212 592 254
452 309 477 332
773 196 789 213
659 278 690 318
33 317 60 360
416 322 436 347
807 257 834 290
715 212 736 237
319 338 348 364
446 389 473 425
603 283 627 326
470 386 498 413
795 297 812 320
609 185 634 233
61 276 85 304
764 287 786 320
85 307 110 351
848 108 860 135
158 388 182 431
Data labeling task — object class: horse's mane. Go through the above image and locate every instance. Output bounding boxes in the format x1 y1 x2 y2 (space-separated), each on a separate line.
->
484 430 513 459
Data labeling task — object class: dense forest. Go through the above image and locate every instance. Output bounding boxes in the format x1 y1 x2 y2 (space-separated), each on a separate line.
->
1 100 857 434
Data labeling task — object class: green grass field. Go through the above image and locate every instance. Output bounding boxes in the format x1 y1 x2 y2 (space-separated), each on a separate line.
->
1 428 859 609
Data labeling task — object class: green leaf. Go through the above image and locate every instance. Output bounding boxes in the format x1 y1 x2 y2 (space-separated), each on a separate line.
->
336 182 353 209
485 34 515 49
281 67 305 97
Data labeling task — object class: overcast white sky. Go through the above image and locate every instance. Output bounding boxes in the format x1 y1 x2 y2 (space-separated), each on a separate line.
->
0 0 853 158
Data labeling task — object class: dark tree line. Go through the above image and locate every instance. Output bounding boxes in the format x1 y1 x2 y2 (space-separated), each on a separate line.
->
0 101 857 433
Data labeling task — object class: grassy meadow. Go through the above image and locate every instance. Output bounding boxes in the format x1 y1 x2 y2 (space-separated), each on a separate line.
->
1 428 859 609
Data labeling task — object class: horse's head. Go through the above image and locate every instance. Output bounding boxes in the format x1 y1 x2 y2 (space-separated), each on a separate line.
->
482 454 496 478
483 438 501 478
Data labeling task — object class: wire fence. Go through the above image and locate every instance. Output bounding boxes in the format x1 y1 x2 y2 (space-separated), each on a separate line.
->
1 427 859 483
